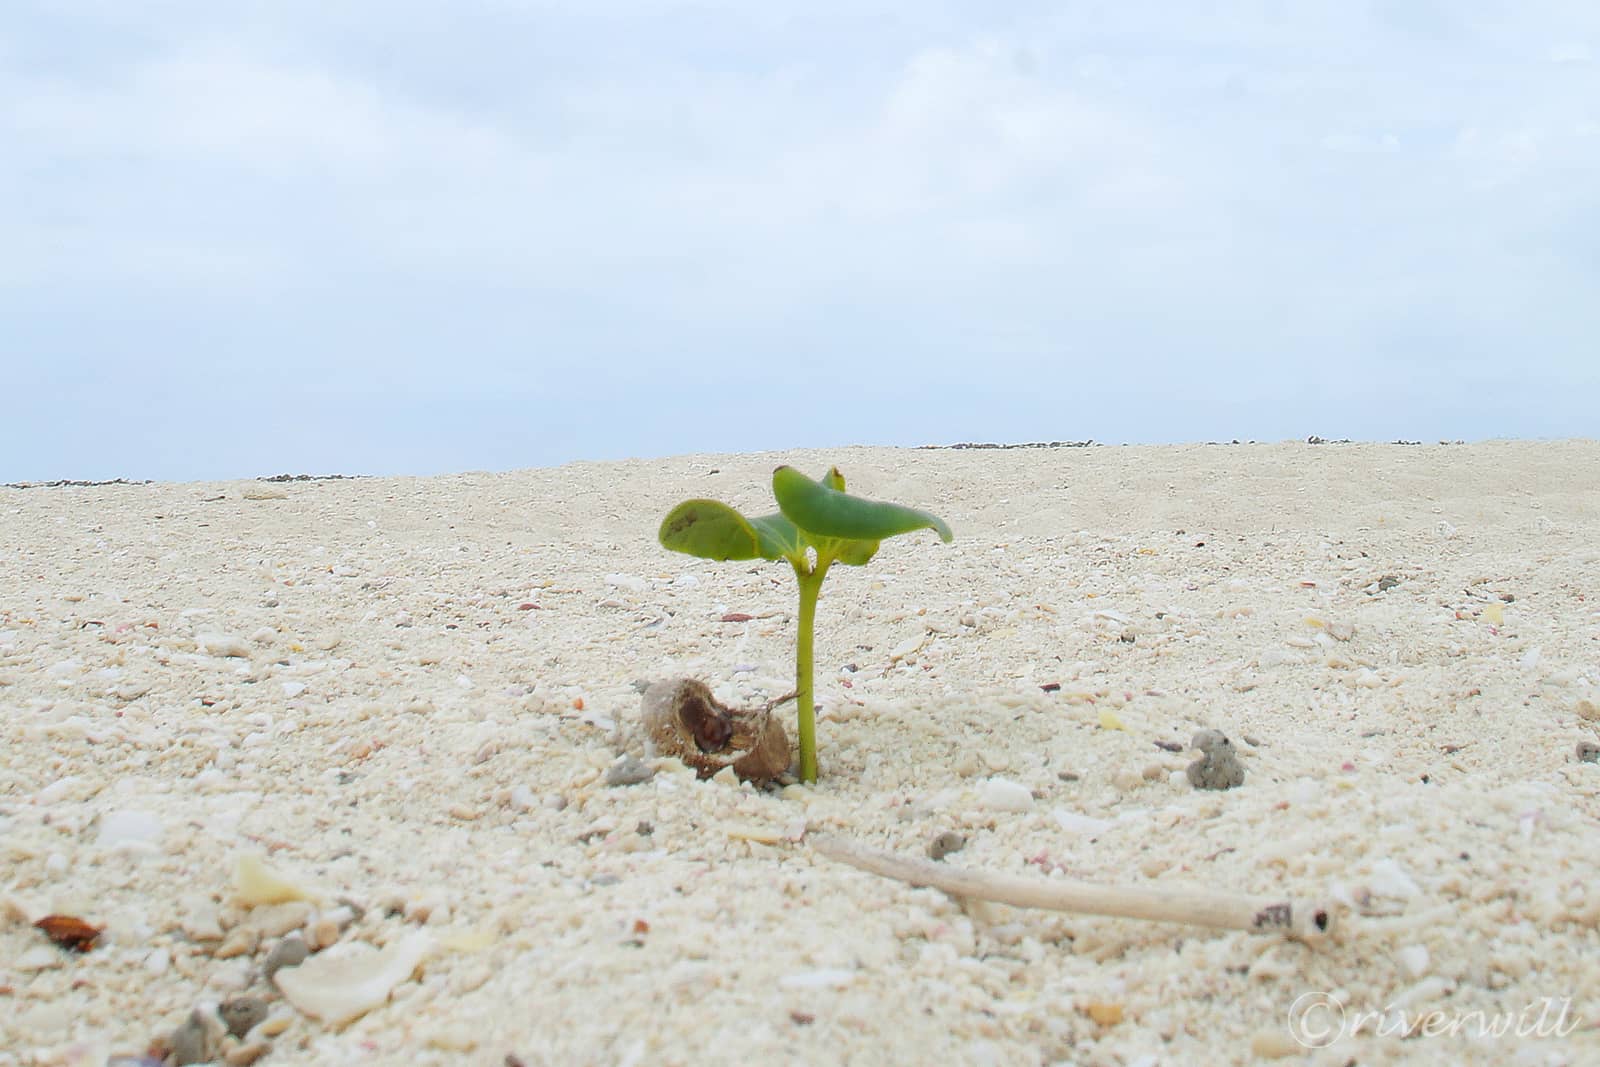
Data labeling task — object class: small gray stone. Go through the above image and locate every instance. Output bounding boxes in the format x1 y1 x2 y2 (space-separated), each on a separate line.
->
1186 730 1245 790
1577 741 1600 765
605 755 656 787
260 935 309 981
168 1008 219 1066
220 996 270 1039
927 831 966 861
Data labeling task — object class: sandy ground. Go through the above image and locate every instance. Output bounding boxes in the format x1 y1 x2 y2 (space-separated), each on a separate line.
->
2 440 1598 1067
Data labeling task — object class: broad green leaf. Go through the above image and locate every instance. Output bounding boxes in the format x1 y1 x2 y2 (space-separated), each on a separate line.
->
772 466 953 544
659 499 764 561
806 471 880 564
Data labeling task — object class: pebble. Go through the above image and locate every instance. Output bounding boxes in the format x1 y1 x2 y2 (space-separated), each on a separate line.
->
779 968 857 989
308 916 342 950
1577 698 1600 722
1397 944 1430 977
214 927 261 959
260 936 310 981
1367 858 1421 899
97 809 164 851
34 775 83 805
220 996 270 1039
927 831 966 860
180 899 225 942
1186 731 1245 791
977 777 1034 812
404 893 450 925
605 755 656 787
427 1026 481 1052
1052 810 1113 835
1249 1030 1301 1059
889 633 926 662
241 485 288 500
168 1008 222 1066
1576 741 1599 764
206 962 254 995
1111 767 1143 791
197 633 251 658
245 901 314 939
16 944 64 972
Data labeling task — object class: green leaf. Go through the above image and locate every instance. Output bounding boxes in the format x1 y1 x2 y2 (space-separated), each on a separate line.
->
772 466 954 544
748 512 806 563
803 469 881 565
659 499 765 561
819 533 880 567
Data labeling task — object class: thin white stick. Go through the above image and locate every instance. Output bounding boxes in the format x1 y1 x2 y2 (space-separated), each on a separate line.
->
810 833 1335 940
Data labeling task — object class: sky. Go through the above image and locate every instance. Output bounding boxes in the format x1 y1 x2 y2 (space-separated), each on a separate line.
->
3 1 1597 483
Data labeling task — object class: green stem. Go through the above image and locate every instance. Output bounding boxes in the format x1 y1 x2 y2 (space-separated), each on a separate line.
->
793 561 829 783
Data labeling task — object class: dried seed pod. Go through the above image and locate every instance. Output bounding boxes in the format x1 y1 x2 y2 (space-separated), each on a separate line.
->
640 678 791 783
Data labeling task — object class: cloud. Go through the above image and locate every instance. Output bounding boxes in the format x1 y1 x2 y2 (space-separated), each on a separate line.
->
2 2 1598 479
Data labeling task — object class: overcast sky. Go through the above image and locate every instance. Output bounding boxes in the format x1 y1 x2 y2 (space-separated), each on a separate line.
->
4 1 1597 482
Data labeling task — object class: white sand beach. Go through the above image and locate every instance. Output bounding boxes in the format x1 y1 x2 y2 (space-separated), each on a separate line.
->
2 440 1598 1066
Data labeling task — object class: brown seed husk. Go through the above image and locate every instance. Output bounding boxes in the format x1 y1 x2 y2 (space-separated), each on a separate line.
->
640 678 791 783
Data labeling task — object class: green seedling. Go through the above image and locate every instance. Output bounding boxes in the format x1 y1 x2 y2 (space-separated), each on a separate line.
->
659 466 953 782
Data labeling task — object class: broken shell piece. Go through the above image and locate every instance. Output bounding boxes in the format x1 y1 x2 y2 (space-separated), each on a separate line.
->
640 678 791 783
274 931 434 1025
231 852 327 907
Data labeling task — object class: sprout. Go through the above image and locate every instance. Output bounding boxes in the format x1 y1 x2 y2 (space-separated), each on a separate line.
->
660 466 953 782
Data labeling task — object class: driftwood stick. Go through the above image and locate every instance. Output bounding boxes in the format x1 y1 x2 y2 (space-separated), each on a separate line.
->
810 833 1334 940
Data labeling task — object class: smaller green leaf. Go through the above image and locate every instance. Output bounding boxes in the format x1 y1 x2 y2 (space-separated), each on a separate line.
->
659 499 763 561
825 534 881 567
748 512 807 563
773 466 954 544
